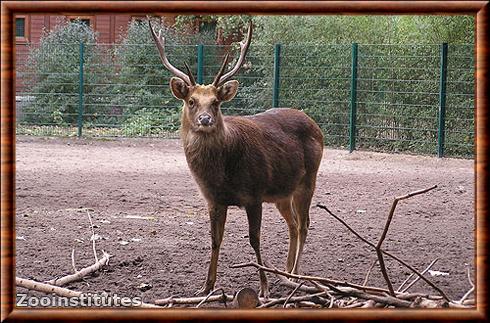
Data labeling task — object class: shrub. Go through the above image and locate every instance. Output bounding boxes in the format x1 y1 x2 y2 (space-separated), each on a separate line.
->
21 20 112 126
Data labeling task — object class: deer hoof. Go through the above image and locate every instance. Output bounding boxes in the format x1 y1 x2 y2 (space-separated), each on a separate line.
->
259 287 270 300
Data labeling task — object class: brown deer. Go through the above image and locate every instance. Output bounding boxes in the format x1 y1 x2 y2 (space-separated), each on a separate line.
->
149 21 324 298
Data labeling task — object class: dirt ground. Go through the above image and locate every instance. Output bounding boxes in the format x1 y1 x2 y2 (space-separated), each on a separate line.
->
15 136 475 307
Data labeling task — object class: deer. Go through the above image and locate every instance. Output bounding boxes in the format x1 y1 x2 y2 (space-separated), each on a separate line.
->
149 21 324 298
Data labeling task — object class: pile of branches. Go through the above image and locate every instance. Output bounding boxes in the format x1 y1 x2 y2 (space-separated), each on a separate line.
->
154 185 475 309
17 186 475 309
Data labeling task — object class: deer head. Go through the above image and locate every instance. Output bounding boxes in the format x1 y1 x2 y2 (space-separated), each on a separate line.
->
149 20 252 133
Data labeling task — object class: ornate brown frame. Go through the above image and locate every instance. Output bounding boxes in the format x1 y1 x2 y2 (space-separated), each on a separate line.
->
1 1 488 321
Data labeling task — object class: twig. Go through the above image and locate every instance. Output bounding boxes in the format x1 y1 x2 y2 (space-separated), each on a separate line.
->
155 294 235 306
362 259 378 286
375 185 438 296
71 248 77 273
401 258 439 293
276 273 322 293
46 251 112 286
196 288 224 308
458 265 475 304
283 282 305 308
316 203 450 301
397 273 414 292
231 262 393 295
258 292 328 308
86 209 98 263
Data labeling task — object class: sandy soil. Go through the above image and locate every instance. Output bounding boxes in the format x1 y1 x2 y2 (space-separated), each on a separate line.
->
15 136 475 307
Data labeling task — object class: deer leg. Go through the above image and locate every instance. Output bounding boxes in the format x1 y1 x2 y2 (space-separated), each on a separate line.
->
245 203 269 299
275 198 298 273
196 204 227 296
291 187 313 276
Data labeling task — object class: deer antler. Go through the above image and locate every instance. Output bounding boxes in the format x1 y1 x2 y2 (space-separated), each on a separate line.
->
212 21 253 87
148 20 196 86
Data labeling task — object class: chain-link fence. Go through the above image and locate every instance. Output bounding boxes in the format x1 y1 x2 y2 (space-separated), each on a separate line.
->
16 42 474 157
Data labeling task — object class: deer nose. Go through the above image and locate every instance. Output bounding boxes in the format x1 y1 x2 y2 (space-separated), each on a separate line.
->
198 114 213 126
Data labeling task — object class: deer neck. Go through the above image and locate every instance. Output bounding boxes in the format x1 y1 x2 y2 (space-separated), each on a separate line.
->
180 116 228 168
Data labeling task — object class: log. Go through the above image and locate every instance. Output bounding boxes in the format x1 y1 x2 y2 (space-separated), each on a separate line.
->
233 287 259 308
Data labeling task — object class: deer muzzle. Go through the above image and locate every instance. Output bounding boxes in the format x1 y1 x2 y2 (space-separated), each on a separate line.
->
198 113 213 127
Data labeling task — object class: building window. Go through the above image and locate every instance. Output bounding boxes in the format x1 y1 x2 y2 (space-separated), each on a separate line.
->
15 15 30 43
16 18 25 37
131 16 145 24
67 16 95 28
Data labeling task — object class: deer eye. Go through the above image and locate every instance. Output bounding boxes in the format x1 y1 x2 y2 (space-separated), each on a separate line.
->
188 98 195 108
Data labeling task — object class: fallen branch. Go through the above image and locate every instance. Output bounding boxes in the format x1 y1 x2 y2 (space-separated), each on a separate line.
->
375 185 438 296
362 259 378 287
258 292 328 308
316 202 450 302
196 288 226 308
283 282 305 308
155 294 235 306
231 262 393 295
401 258 439 293
17 277 82 298
46 251 112 286
16 277 160 308
458 265 475 304
397 273 414 292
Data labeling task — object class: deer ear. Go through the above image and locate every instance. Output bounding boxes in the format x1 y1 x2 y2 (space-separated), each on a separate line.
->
170 77 189 100
217 80 239 102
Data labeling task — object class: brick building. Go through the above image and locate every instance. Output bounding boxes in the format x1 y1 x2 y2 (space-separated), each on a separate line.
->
15 14 178 45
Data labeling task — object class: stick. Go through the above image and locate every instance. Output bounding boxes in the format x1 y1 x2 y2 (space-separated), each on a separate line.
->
283 282 305 308
397 273 414 292
16 277 160 308
401 258 439 293
86 209 98 263
46 251 111 286
17 277 82 297
196 288 224 308
362 259 378 286
258 292 328 308
277 273 322 293
155 294 235 306
459 265 475 303
316 203 450 301
375 185 438 296
71 248 77 273
231 262 393 295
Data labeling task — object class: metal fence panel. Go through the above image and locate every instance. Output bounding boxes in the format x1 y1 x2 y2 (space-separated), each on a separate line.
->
16 42 475 158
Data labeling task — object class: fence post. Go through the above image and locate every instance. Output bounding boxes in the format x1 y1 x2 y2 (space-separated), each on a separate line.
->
272 43 281 108
349 43 359 153
437 43 448 158
77 42 85 138
197 44 204 84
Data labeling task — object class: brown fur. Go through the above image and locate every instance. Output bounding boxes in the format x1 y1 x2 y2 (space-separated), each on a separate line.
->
174 81 324 297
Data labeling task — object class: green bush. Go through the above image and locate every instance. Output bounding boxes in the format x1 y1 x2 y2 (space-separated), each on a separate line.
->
21 20 112 126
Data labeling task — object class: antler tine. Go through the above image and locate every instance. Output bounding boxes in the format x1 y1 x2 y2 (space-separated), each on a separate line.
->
212 53 230 87
184 62 197 85
148 20 195 86
214 21 253 87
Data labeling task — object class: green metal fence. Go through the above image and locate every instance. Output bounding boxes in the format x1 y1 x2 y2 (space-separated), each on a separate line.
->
16 42 474 158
